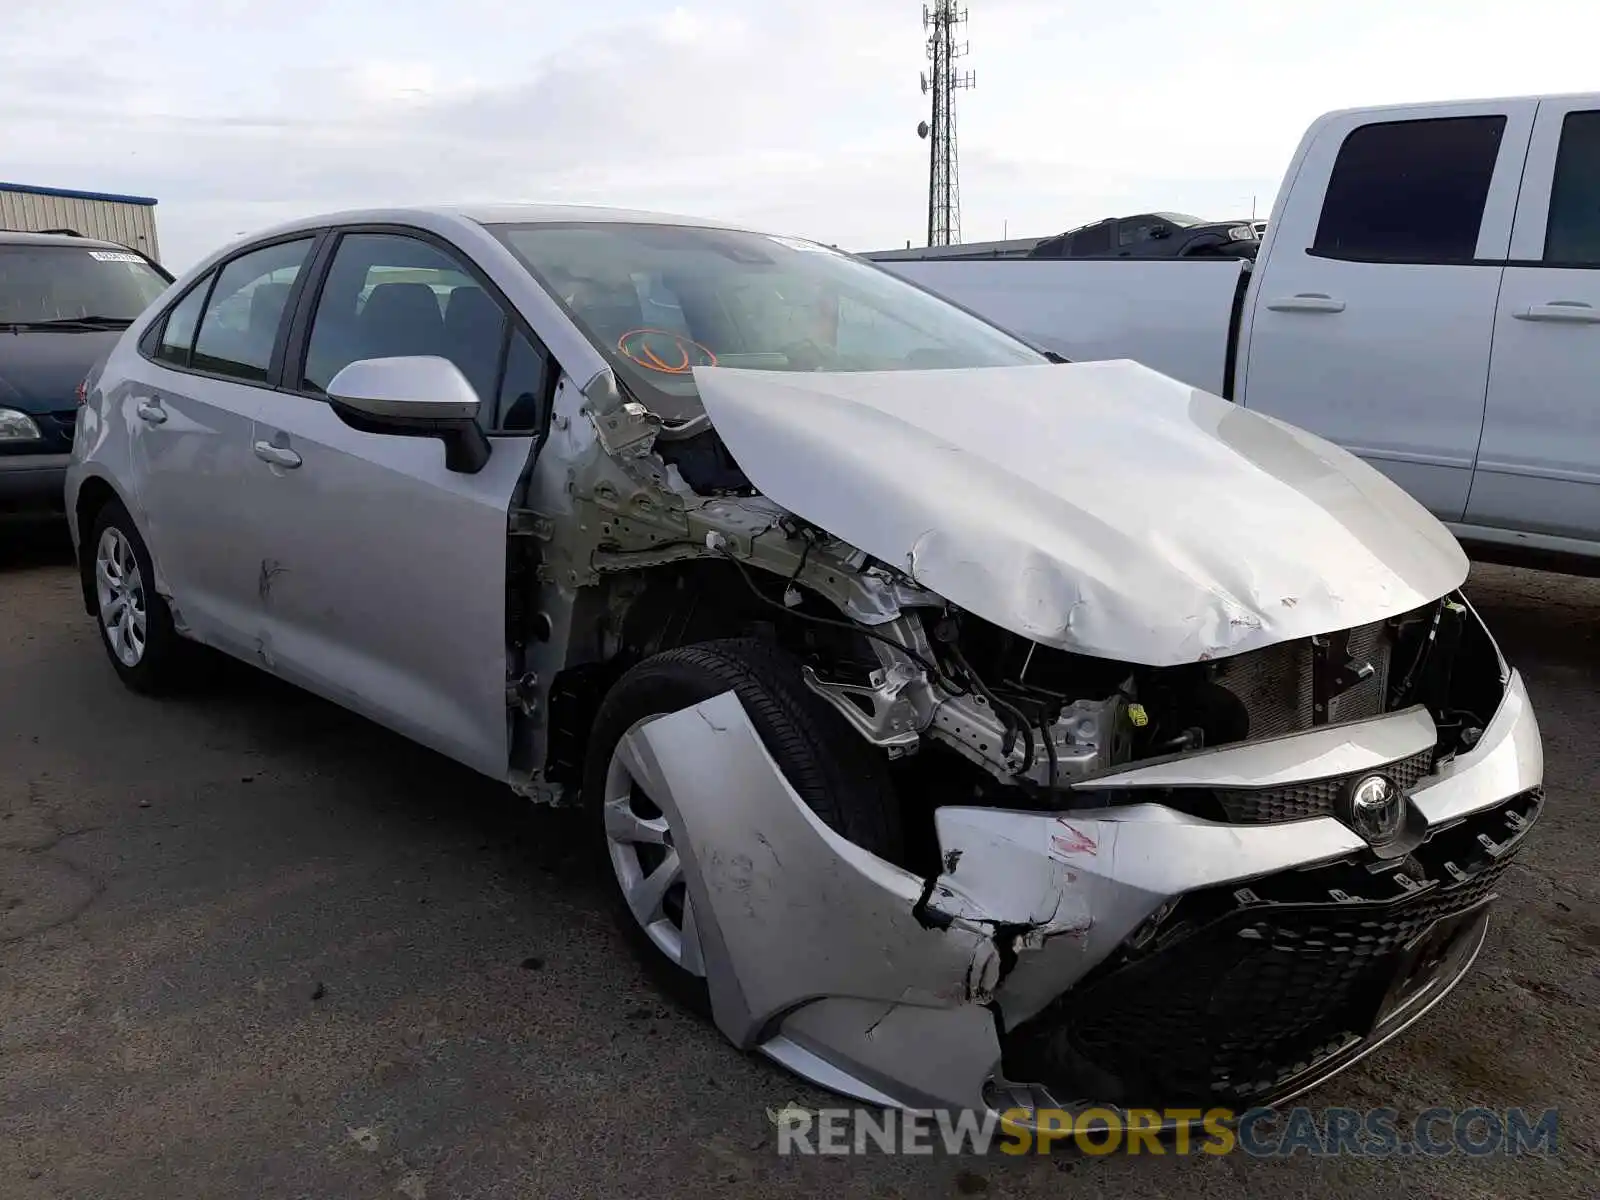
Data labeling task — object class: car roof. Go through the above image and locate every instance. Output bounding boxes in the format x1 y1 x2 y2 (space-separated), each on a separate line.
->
239 203 768 245
0 229 138 251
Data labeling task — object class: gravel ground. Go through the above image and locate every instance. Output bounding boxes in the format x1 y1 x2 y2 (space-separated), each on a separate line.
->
2 518 1596 1199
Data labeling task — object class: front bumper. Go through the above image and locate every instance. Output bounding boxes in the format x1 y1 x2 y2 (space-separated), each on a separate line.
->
0 452 70 512
631 666 1542 1116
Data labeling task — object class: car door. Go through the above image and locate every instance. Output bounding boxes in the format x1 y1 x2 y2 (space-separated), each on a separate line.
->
245 228 552 779
1466 96 1600 546
126 235 317 654
1236 101 1536 521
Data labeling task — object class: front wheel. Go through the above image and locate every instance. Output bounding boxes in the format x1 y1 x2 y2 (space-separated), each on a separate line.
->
86 500 187 694
583 638 903 1011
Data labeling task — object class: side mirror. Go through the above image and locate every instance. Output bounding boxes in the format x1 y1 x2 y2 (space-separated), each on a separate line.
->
325 356 491 474
1148 225 1172 240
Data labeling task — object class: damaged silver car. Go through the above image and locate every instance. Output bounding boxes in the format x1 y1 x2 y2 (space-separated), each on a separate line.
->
67 206 1543 1121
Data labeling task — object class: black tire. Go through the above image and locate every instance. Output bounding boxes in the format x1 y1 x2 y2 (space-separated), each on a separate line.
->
583 637 903 1011
85 499 188 695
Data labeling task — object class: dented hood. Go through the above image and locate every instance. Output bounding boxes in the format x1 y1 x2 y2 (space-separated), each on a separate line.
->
693 360 1468 665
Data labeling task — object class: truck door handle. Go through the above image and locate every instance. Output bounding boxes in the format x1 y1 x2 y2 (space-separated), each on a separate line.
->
1514 301 1600 324
253 440 302 469
1266 293 1346 313
135 399 167 424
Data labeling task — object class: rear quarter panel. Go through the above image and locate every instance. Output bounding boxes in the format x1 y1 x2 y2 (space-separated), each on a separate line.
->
66 339 149 561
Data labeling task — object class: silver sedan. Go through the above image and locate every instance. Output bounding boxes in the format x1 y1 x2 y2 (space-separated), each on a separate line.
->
67 205 1542 1122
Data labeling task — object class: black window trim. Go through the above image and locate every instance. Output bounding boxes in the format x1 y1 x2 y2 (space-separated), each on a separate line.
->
279 222 559 438
135 229 328 388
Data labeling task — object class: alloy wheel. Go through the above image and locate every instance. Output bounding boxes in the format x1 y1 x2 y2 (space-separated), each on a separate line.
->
95 527 147 668
602 718 706 976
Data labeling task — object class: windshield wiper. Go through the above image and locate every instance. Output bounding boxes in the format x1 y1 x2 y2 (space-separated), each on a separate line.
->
6 315 134 331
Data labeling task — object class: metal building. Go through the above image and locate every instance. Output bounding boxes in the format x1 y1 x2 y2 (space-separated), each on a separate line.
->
0 182 160 262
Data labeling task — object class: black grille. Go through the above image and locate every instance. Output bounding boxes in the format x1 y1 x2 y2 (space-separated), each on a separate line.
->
1003 787 1541 1108
1213 745 1435 823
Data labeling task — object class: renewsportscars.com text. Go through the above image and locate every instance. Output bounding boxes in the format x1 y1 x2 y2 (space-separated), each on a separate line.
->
770 1105 1560 1158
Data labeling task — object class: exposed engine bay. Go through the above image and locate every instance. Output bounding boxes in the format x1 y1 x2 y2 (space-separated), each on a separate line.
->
500 359 1542 1118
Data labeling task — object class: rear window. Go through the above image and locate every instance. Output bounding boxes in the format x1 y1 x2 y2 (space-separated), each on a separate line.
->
0 245 169 324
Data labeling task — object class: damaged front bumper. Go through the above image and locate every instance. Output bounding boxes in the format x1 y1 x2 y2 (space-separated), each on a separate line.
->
628 667 1542 1117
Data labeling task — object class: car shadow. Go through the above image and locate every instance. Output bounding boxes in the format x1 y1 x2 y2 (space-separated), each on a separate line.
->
0 515 75 572
171 650 598 891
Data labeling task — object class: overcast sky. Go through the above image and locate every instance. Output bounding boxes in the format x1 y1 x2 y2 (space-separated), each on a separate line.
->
6 0 1598 268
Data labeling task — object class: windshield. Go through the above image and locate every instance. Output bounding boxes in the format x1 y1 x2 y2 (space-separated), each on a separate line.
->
491 222 1045 421
0 245 169 325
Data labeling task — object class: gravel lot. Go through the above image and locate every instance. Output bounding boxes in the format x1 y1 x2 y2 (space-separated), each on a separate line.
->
2 519 1596 1199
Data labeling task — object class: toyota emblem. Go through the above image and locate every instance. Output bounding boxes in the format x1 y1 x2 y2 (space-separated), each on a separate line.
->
1343 773 1404 844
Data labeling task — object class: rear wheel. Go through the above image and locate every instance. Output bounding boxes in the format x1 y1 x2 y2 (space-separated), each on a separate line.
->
584 637 903 1011
87 500 187 694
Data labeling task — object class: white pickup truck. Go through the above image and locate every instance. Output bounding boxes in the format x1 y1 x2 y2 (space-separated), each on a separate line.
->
872 92 1600 566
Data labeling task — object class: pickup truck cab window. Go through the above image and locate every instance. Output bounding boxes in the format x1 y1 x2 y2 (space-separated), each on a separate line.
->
1544 110 1600 265
1313 116 1507 263
1070 221 1114 257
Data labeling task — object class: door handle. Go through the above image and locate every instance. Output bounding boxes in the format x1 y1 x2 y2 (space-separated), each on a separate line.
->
253 440 303 469
135 399 167 424
1266 293 1346 313
1514 301 1600 324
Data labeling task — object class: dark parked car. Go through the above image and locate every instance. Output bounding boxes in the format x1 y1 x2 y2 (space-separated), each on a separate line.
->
0 231 171 513
1028 212 1259 259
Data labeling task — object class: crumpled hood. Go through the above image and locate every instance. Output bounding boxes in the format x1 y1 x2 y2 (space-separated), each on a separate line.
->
693 360 1468 665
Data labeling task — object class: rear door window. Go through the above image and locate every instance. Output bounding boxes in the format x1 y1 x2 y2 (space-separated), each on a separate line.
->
190 239 315 383
1313 116 1507 262
151 274 213 368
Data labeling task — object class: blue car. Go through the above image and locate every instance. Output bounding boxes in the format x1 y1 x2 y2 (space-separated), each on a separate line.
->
0 230 170 513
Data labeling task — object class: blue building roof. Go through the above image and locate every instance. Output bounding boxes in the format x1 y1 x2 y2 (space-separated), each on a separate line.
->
0 181 158 207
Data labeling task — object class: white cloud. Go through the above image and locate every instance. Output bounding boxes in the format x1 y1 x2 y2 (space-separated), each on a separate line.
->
2 0 1597 267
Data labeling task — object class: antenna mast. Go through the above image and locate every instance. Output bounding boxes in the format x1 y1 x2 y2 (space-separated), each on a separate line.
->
918 3 974 247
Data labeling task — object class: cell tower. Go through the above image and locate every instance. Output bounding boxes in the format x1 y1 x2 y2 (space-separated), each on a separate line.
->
917 2 974 247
